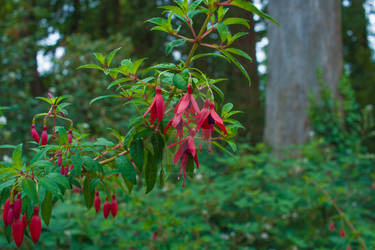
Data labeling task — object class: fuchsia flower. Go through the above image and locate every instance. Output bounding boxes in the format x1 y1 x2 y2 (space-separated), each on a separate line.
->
164 84 200 138
31 124 40 143
164 112 185 139
168 128 199 186
143 86 165 132
68 129 73 144
174 84 200 115
41 125 48 145
196 99 227 152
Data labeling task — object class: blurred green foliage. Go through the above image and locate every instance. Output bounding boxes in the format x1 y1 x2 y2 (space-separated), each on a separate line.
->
1 75 374 249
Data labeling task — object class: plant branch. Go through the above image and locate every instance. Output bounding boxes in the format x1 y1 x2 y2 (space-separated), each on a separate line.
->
308 177 368 250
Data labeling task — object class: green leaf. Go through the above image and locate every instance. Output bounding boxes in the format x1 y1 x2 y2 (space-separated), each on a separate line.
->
231 0 279 25
83 177 95 209
222 103 234 115
152 133 164 164
144 150 157 194
93 52 106 65
228 32 248 44
191 52 229 63
106 47 122 67
77 64 103 70
22 178 38 203
0 144 16 149
47 173 70 189
89 178 101 192
12 144 23 168
223 17 250 29
94 137 115 147
209 82 225 103
131 58 147 74
0 179 15 193
173 73 188 91
116 156 136 185
82 156 102 172
39 177 61 197
41 191 53 226
216 23 230 42
70 154 82 177
130 139 145 172
89 95 121 105
166 39 186 55
225 48 252 62
221 50 251 86
107 77 132 89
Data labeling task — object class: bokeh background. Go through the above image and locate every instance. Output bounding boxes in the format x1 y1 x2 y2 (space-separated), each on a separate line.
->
1 0 375 249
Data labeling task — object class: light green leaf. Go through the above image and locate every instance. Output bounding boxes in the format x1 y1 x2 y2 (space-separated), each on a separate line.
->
89 95 121 105
106 47 122 67
77 64 103 70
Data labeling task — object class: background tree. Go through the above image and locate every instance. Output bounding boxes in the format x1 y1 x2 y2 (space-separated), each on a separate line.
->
264 0 343 148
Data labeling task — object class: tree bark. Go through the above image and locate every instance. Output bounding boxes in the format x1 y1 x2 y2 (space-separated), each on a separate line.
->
264 0 343 148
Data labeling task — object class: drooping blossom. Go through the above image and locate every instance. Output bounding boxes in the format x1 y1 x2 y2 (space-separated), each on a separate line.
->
29 206 41 243
164 112 185 139
168 128 199 186
68 129 73 144
174 84 200 116
12 218 24 247
2 198 10 226
31 124 40 143
41 125 48 145
196 99 227 152
111 194 118 217
143 86 165 132
103 197 111 219
94 191 101 213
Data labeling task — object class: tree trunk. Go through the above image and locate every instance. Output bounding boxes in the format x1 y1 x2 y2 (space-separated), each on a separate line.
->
264 0 343 148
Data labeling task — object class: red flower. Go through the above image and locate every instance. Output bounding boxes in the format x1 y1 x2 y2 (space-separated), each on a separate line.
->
164 112 185 139
196 100 227 152
2 198 10 226
29 206 41 243
346 245 351 250
94 191 101 213
329 221 334 231
174 84 200 115
31 124 40 143
103 197 111 219
340 228 346 237
12 218 24 247
143 86 165 132
111 194 118 218
13 194 22 219
41 125 48 145
68 129 73 144
168 128 199 186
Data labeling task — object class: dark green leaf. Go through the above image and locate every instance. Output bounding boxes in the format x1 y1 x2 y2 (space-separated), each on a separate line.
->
41 191 53 226
106 47 122 67
144 150 157 193
231 0 279 25
83 177 95 209
130 139 145 172
166 39 186 55
12 144 23 168
22 178 38 203
173 73 188 91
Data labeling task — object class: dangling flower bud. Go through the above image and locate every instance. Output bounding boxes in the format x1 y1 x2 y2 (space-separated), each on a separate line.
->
111 195 118 218
41 125 48 145
68 129 73 144
329 221 334 231
7 203 14 225
60 166 65 175
346 245 351 250
12 218 24 247
13 194 22 219
2 198 10 226
94 191 101 213
22 214 27 230
143 86 165 132
340 228 346 238
31 124 40 143
168 129 199 186
174 84 200 115
57 154 62 167
29 206 41 243
103 197 111 219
